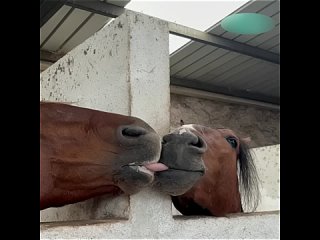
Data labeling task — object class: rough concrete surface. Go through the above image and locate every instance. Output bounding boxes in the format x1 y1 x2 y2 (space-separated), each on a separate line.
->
170 93 280 148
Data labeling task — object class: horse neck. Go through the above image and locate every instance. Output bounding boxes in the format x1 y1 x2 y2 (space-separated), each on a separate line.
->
40 183 122 210
40 157 122 210
193 172 242 216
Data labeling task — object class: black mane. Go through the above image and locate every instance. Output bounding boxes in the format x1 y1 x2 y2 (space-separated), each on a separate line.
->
238 140 261 212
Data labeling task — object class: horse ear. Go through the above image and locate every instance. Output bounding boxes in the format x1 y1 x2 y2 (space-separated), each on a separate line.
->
241 137 251 144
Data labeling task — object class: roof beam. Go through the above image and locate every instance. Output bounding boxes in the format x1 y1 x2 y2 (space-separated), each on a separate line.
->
168 22 280 65
40 50 66 63
40 0 68 28
65 0 126 18
40 60 53 72
171 77 280 105
40 4 280 65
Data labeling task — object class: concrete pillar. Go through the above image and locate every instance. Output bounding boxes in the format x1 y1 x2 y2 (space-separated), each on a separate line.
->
125 11 170 136
124 11 174 237
252 144 280 212
40 10 170 222
129 188 174 238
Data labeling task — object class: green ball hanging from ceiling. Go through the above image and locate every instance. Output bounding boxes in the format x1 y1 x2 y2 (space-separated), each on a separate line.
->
221 13 275 35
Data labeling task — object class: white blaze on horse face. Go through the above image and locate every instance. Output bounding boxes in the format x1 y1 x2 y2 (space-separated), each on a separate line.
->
178 124 196 135
179 128 187 134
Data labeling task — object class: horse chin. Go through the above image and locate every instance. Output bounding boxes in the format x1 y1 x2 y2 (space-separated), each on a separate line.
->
128 165 155 176
153 169 204 196
151 135 206 196
114 165 155 194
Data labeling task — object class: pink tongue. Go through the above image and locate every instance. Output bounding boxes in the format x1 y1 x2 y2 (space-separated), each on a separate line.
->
144 163 168 172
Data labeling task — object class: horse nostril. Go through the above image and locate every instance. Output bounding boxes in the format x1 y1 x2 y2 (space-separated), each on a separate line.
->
191 136 203 148
121 126 147 138
189 136 207 152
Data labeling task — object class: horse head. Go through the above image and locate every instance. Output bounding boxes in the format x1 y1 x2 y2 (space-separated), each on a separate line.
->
153 124 260 216
40 102 165 210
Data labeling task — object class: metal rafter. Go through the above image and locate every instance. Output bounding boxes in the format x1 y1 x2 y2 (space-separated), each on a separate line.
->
65 0 125 18
40 0 68 28
168 22 280 65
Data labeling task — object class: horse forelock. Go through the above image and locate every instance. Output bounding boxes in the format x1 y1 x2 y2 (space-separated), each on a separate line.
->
177 124 196 134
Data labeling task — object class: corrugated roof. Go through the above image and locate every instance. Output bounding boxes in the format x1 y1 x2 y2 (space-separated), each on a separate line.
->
40 0 130 55
170 0 280 104
40 0 280 105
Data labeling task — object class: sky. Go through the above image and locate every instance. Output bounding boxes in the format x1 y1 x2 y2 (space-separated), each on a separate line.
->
125 0 248 53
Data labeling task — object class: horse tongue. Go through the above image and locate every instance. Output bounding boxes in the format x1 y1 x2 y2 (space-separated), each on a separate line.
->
144 163 168 172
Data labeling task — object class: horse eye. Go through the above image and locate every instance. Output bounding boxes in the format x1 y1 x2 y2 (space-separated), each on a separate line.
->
226 137 238 148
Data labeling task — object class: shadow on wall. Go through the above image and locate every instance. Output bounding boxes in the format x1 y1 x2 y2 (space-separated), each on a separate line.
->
40 195 129 222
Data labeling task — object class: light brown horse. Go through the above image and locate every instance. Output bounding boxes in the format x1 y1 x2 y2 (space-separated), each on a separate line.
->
40 102 167 210
153 124 260 216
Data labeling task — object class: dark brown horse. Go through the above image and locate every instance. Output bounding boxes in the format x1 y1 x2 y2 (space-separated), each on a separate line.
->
40 102 167 210
153 124 260 216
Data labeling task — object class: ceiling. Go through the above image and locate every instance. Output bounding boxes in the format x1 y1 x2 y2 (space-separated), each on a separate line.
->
40 0 130 55
40 0 280 105
170 0 280 104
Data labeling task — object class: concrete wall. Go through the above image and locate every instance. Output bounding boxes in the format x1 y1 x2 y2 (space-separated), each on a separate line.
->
40 12 170 134
41 211 279 239
40 10 170 222
253 144 280 212
170 93 280 148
